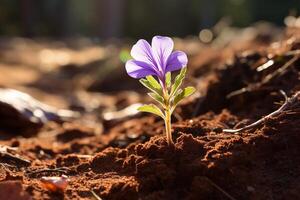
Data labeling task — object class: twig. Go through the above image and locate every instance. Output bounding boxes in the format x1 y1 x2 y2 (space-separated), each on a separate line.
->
223 91 300 133
227 55 299 99
262 56 299 84
203 177 237 200
284 49 300 56
0 162 17 169
26 167 70 176
0 150 31 166
91 190 103 200
206 134 240 139
0 145 18 152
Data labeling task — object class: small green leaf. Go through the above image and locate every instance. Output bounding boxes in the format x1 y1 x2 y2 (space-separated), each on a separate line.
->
172 86 196 108
119 50 132 63
148 92 165 107
170 67 187 96
139 78 162 96
138 104 165 119
165 72 171 88
146 76 161 90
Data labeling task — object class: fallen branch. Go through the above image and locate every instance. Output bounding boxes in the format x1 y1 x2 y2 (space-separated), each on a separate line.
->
223 90 300 133
227 55 299 99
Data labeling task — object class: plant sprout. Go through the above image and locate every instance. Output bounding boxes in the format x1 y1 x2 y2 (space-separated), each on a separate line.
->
125 36 195 145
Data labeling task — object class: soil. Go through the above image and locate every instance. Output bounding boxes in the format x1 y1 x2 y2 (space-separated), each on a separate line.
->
0 26 300 200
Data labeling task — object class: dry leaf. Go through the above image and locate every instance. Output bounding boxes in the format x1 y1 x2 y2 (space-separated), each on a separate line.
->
40 175 69 192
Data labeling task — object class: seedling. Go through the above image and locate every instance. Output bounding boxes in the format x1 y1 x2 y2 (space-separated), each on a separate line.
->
125 36 195 145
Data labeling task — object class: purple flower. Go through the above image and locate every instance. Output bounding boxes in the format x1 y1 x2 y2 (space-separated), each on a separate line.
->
125 36 188 85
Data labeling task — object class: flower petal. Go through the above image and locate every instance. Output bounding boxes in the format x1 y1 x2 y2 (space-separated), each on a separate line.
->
130 39 157 70
166 51 188 72
125 59 156 78
151 36 174 72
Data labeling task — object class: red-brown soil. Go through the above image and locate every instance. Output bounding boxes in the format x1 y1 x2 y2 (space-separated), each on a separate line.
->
0 26 300 200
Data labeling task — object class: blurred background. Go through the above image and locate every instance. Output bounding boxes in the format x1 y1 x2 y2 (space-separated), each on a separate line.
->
0 0 299 137
0 0 299 131
0 0 299 39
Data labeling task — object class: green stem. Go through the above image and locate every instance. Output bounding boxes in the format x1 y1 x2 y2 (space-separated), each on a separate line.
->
163 85 173 145
164 106 173 145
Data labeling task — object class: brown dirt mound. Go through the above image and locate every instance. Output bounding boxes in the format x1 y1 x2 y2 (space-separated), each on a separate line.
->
1 107 299 200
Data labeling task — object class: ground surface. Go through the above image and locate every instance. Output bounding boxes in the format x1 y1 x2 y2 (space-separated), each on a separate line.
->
0 26 299 200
